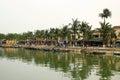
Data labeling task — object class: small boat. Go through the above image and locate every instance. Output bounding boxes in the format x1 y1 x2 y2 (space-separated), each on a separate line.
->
113 51 120 55
90 51 106 55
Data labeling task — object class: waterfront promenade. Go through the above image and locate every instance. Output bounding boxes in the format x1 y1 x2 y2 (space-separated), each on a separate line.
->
21 45 120 55
1 44 120 54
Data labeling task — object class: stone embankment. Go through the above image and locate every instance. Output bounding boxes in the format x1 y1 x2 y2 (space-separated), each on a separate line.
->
1 44 120 54
18 45 120 54
83 47 120 54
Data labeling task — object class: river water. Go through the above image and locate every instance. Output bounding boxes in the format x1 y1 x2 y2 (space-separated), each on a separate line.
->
0 48 120 80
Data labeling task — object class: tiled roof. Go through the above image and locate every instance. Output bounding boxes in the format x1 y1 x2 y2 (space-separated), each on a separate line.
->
113 26 120 29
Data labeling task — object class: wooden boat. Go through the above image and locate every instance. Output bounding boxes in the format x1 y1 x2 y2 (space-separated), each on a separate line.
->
93 52 105 54
113 51 120 55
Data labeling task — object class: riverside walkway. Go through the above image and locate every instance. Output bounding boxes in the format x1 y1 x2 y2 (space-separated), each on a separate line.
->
24 45 120 54
1 44 120 54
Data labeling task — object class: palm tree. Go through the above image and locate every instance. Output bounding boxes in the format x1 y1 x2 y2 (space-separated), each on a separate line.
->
49 28 56 40
27 31 33 38
70 19 80 40
0 33 5 40
61 25 71 40
34 30 47 45
99 8 112 47
97 22 112 47
80 21 92 40
6 33 17 40
34 30 45 39
70 19 80 46
99 8 111 23
34 30 41 38
79 21 93 47
54 28 61 40
44 30 49 40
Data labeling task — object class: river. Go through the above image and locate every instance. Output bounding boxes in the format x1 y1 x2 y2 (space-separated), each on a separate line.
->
0 48 120 80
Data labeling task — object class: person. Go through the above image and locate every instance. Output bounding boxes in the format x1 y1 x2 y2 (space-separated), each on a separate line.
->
64 40 68 48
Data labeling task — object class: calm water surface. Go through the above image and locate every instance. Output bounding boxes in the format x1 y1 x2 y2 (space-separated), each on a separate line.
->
0 48 120 80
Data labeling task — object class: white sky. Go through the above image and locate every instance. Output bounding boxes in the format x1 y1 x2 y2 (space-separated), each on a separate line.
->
0 0 120 34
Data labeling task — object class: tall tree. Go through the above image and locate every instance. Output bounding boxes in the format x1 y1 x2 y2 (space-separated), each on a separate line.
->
54 28 61 40
99 8 111 23
6 33 16 40
34 30 45 39
49 28 56 40
97 22 112 47
61 25 71 40
70 19 80 46
99 8 112 47
70 19 80 40
0 33 5 40
79 21 93 46
44 30 49 40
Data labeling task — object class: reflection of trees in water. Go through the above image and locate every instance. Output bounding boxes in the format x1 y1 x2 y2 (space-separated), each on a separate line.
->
71 54 96 80
34 52 71 73
0 48 34 62
69 54 120 80
0 48 120 80
98 56 113 80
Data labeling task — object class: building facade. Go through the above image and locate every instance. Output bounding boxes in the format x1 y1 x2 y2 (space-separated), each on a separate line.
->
113 26 120 39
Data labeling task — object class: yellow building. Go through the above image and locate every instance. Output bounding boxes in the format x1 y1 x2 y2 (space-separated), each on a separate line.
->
6 40 16 45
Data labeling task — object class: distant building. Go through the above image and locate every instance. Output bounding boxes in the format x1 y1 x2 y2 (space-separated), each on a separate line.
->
113 26 120 39
92 30 101 38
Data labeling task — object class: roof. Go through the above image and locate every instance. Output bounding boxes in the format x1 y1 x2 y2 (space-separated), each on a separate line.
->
113 26 120 29
88 38 103 41
78 38 103 42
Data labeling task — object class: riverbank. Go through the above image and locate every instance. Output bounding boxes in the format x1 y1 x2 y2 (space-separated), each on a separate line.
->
19 45 120 54
1 44 120 54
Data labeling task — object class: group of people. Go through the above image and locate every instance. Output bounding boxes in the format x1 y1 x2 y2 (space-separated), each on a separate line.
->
56 40 69 48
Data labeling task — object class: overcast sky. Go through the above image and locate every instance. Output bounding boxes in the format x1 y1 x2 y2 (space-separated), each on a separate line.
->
0 0 120 34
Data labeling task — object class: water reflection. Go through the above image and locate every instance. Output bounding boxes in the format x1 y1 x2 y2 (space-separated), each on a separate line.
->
0 48 120 80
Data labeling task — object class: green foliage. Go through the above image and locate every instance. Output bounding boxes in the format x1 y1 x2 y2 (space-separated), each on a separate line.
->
0 33 5 40
70 18 80 40
49 28 56 40
5 33 17 40
99 8 111 22
34 30 45 39
0 9 116 44
79 21 93 40
97 22 111 45
98 8 116 46
21 31 33 40
61 25 71 39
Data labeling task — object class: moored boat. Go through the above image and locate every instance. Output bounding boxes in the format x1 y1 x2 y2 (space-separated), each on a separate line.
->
113 51 120 55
